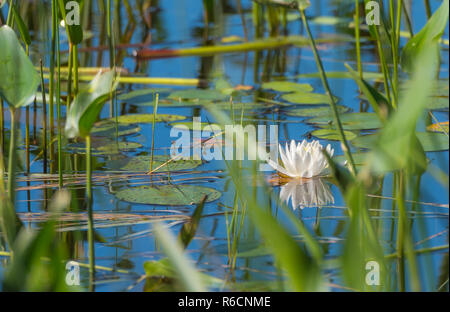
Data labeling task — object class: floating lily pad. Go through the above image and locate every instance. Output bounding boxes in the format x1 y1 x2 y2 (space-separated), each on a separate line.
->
115 184 221 205
67 141 142 155
92 122 141 137
311 128 357 141
168 89 228 101
108 155 202 172
171 121 222 131
100 114 186 125
118 88 172 101
262 81 313 93
282 92 338 105
286 105 349 117
352 132 449 152
308 112 382 130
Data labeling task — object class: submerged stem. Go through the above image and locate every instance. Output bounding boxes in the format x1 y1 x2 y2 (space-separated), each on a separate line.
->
85 135 95 291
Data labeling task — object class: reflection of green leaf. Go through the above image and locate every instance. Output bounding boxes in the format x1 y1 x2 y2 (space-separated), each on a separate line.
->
308 113 382 130
312 129 356 141
108 155 202 172
282 92 338 105
262 81 313 93
352 132 449 152
0 26 39 109
115 185 221 205
400 0 449 72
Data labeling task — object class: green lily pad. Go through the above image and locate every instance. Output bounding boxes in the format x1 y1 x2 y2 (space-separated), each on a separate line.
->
168 89 228 101
108 155 202 172
308 113 382 130
100 114 186 125
67 141 142 155
352 132 449 152
311 128 357 141
428 97 449 110
171 121 222 131
118 88 172 101
91 122 141 137
282 92 338 105
262 81 313 93
115 184 221 205
286 105 349 117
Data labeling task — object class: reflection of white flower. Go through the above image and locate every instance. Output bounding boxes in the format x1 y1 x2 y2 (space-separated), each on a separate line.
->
280 178 334 210
267 140 334 178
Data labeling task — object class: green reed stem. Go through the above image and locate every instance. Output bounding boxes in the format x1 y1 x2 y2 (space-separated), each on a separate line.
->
374 26 395 108
354 0 362 78
7 108 16 204
299 8 356 175
73 44 79 95
25 106 29 174
6 0 14 26
424 0 432 19
0 99 3 153
49 0 56 140
56 2 62 189
66 43 73 108
40 59 48 174
150 93 159 172
85 135 95 290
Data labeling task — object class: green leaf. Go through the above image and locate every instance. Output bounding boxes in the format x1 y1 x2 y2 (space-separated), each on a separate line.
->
296 0 311 10
67 141 142 155
178 196 206 248
400 0 449 72
115 185 221 205
65 70 117 138
282 92 338 105
0 26 39 109
262 81 313 93
11 4 31 46
152 224 207 292
58 0 83 45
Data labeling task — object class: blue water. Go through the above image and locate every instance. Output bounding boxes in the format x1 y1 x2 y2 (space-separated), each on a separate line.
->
1 0 448 291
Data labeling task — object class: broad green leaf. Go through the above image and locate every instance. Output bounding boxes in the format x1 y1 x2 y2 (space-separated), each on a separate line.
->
115 185 221 205
400 0 449 72
108 155 202 172
0 26 39 109
65 70 117 138
58 0 83 45
282 92 337 105
152 224 207 292
345 63 392 121
11 4 31 45
262 81 313 93
308 112 382 130
178 196 206 248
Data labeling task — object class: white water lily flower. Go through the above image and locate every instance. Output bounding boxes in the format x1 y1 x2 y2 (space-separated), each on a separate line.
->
280 178 334 210
267 140 334 178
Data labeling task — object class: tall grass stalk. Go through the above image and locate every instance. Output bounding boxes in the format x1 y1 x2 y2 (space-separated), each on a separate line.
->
40 59 48 174
354 0 362 78
149 93 159 172
56 1 63 189
298 8 356 175
85 135 95 291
